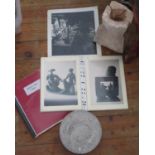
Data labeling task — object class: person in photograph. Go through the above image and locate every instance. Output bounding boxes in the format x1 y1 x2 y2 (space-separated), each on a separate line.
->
106 66 120 101
70 21 95 54
59 18 69 41
62 68 76 95
105 66 120 101
106 66 117 77
52 17 70 46
52 17 60 37
46 69 62 92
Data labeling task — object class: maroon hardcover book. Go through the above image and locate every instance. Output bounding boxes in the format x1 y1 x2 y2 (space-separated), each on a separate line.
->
15 70 68 137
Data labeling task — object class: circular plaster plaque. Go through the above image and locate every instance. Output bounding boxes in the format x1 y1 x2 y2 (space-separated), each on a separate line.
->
59 110 102 154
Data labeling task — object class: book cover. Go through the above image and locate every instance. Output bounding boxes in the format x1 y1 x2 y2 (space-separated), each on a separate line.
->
15 70 69 138
40 56 128 111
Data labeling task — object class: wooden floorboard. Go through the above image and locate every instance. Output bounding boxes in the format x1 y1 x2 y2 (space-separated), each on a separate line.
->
16 137 138 155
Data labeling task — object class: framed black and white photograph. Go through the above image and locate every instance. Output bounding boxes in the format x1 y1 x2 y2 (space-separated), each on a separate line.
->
41 57 81 111
86 56 128 110
47 6 101 56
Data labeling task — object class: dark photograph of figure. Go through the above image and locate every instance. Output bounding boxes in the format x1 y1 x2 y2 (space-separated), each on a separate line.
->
43 61 78 106
88 59 123 104
61 68 76 95
95 66 120 102
46 69 62 92
51 11 97 55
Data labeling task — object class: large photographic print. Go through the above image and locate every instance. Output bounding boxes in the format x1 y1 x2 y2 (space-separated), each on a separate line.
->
87 56 128 110
48 7 101 56
41 57 80 111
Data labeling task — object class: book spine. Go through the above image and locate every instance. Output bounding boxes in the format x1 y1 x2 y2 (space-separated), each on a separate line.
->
15 98 36 138
79 57 88 111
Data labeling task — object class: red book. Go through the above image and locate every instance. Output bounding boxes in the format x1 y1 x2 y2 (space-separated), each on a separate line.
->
15 70 68 138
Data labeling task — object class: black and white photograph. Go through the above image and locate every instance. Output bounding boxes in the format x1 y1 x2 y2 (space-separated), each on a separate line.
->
86 56 128 110
41 57 81 111
47 7 101 56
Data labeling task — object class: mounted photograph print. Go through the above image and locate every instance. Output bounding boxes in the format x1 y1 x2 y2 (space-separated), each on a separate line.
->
41 56 128 112
47 6 101 56
86 56 128 111
41 57 81 112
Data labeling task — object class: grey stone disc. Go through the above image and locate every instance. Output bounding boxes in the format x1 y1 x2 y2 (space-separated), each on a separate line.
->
59 110 102 154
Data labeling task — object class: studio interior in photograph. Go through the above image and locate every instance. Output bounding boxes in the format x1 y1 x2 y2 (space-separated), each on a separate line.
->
15 0 139 155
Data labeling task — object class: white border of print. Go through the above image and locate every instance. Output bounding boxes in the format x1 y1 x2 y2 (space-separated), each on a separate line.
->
85 56 128 111
47 6 101 56
41 56 82 112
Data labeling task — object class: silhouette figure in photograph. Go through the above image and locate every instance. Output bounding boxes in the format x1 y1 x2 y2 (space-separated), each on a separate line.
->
106 66 120 101
46 69 62 92
62 68 76 95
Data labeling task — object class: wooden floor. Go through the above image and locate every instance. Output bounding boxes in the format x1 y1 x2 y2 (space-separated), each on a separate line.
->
15 0 139 155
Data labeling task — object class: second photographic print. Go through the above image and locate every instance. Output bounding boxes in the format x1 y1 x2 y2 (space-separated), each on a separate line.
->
87 56 128 110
